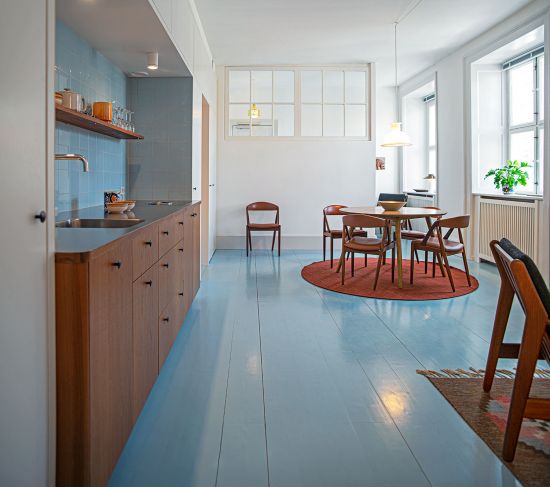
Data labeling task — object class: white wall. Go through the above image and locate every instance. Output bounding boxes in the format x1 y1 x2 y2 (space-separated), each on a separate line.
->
216 67 377 249
375 86 399 194
399 0 550 279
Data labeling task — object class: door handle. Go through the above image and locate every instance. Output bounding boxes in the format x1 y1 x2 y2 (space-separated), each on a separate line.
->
35 210 47 223
193 187 197 191
145 280 153 286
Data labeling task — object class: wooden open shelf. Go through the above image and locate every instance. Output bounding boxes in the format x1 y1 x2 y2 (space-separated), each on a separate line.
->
55 105 144 140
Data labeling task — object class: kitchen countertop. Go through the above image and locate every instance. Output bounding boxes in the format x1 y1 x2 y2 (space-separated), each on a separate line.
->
55 200 199 257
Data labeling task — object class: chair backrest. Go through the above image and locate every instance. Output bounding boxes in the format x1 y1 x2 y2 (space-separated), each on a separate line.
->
342 215 390 243
246 202 279 224
434 215 470 242
492 239 550 364
323 205 347 232
378 193 407 203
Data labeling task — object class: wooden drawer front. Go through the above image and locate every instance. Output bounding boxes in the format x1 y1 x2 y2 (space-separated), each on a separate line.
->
158 214 180 257
158 244 178 313
159 298 179 370
132 264 159 422
174 210 185 242
132 224 158 280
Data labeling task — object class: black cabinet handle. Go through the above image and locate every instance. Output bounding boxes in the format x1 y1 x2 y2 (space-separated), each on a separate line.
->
145 241 153 246
162 231 169 235
178 221 184 225
145 280 153 286
112 261 122 268
35 210 47 223
162 317 170 322
162 263 169 268
179 292 184 296
179 248 184 252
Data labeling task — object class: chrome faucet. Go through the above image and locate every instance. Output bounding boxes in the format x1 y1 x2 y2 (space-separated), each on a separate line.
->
55 153 89 172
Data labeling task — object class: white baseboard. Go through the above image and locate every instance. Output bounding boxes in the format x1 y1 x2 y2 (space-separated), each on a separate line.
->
216 235 341 250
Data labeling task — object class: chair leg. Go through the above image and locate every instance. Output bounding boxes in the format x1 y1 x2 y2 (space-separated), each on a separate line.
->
330 237 334 268
323 236 326 262
424 251 428 274
351 252 355 277
502 318 544 462
410 244 415 284
436 253 446 277
441 252 455 292
383 253 386 265
432 253 436 278
365 254 367 267
391 246 395 283
271 230 276 252
341 249 346 285
336 246 345 274
414 249 420 264
278 229 281 256
483 281 514 392
246 228 249 256
248 229 253 253
461 250 472 287
373 253 383 290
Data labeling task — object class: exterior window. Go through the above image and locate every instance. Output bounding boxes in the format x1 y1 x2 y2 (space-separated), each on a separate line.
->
507 54 544 194
226 66 370 138
426 99 437 175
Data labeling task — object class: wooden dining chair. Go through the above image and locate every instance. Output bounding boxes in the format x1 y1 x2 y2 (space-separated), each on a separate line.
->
401 206 443 272
323 205 366 268
483 238 550 462
409 215 471 292
338 215 395 290
246 202 281 257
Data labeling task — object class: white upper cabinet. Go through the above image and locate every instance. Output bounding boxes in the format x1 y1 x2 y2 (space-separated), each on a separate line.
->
171 0 194 69
194 26 213 99
151 0 172 33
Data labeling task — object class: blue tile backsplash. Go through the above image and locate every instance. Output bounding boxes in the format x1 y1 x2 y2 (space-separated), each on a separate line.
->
55 20 127 212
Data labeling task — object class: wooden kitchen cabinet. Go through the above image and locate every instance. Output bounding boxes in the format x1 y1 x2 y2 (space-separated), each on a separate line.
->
132 264 159 422
56 203 200 487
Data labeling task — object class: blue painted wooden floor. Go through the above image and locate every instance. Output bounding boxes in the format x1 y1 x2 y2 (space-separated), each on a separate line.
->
110 248 528 487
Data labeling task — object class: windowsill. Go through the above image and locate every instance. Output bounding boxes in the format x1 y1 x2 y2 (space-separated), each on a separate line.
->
473 191 543 201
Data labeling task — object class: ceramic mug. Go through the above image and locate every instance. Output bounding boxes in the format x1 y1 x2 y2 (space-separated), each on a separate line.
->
104 190 121 210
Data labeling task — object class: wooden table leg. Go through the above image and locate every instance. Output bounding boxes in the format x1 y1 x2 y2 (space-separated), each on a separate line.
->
395 219 403 288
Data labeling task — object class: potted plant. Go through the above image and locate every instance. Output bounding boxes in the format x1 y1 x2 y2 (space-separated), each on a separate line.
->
484 160 530 194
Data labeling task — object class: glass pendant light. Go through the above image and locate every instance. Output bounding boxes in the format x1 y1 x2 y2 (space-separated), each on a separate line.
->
248 103 260 119
381 22 411 148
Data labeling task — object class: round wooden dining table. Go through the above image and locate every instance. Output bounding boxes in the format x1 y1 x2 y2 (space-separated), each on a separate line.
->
340 207 447 288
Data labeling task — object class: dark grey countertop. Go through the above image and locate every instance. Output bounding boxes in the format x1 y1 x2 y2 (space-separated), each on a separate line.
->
55 200 198 256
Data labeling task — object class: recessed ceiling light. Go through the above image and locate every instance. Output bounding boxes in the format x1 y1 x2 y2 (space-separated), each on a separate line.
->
130 71 150 77
147 52 159 70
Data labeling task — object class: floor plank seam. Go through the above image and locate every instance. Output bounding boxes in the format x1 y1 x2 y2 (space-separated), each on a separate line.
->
254 253 272 487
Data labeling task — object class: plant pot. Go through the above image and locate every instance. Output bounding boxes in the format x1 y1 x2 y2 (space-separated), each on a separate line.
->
502 186 514 194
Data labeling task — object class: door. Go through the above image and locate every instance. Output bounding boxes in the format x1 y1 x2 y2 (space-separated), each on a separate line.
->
192 205 201 298
89 242 133 487
201 95 210 267
0 1 53 484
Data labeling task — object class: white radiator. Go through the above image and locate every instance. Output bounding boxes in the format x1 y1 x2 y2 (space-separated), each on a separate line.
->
477 196 539 263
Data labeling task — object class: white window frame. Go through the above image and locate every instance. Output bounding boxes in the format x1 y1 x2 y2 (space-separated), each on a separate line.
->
505 53 544 195
425 97 437 176
224 65 373 141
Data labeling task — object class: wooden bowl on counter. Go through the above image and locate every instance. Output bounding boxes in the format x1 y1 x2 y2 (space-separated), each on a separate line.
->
378 201 406 211
119 200 136 211
106 202 128 214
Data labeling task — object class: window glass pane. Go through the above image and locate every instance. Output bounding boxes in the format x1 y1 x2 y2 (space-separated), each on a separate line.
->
510 130 535 193
251 104 272 136
345 105 365 136
538 56 544 122
539 128 544 194
323 105 344 136
509 61 534 126
274 71 294 103
323 71 344 103
228 104 250 136
428 103 436 146
301 71 322 103
428 148 437 175
301 104 322 136
229 71 250 103
273 105 294 136
345 71 366 103
251 71 272 103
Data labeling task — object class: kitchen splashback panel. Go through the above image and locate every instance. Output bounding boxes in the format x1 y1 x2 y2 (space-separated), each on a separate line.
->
55 20 127 212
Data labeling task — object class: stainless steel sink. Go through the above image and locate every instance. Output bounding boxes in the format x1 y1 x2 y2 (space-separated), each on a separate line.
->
56 218 144 228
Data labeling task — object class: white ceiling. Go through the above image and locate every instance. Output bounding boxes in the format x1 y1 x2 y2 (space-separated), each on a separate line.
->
194 0 534 86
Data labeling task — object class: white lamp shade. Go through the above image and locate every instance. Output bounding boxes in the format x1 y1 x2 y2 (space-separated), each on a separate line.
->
381 122 412 147
147 52 159 70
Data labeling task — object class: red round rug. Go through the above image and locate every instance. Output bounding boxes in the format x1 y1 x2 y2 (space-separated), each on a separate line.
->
301 258 479 300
